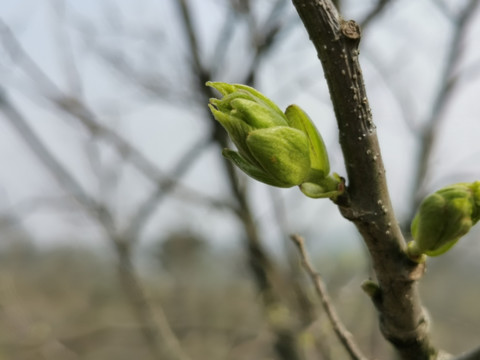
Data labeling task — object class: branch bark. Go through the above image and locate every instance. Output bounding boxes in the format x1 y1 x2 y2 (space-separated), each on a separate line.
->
290 1 436 359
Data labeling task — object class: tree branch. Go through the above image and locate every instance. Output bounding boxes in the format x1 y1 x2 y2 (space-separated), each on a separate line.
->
291 234 369 360
290 1 435 359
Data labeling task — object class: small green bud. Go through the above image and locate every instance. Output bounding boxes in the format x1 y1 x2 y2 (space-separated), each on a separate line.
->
284 105 330 178
361 280 382 301
408 181 480 259
207 81 344 198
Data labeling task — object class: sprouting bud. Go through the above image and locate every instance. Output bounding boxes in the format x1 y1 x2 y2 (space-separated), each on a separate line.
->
407 181 480 260
206 81 343 198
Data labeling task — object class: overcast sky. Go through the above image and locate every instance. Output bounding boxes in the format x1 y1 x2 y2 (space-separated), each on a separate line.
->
0 1 479 260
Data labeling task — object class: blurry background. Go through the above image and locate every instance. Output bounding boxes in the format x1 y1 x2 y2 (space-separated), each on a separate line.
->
0 0 480 359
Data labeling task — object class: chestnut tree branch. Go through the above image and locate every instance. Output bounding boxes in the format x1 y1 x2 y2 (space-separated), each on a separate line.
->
290 1 436 359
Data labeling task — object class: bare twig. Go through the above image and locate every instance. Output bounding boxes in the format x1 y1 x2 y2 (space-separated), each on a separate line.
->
50 0 84 97
290 235 369 360
55 96 232 212
210 3 239 78
0 90 98 213
360 0 393 29
175 0 208 88
124 136 220 242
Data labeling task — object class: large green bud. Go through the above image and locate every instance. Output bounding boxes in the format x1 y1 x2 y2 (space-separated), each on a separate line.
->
206 81 343 198
407 181 480 260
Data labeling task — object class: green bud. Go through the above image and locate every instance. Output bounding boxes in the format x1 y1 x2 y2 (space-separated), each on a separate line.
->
207 81 344 197
299 173 344 199
408 181 480 259
285 105 330 178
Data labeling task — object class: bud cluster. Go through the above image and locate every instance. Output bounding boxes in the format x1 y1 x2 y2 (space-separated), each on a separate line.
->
408 181 480 260
207 81 343 199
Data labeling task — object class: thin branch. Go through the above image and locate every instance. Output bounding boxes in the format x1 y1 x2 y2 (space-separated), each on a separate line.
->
210 3 239 78
175 0 209 87
124 136 219 241
0 20 58 98
360 0 393 29
51 0 84 97
244 1 290 86
268 189 319 329
0 90 98 214
290 235 369 360
54 96 232 212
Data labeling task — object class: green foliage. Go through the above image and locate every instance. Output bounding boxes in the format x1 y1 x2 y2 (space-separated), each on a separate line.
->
207 81 343 198
408 181 480 260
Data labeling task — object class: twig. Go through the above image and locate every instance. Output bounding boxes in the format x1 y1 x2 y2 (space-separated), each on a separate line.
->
290 234 369 360
50 0 84 97
360 0 393 29
124 136 220 242
0 89 98 213
210 3 239 78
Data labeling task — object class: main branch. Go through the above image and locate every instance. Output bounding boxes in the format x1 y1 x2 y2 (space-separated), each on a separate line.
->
291 1 436 359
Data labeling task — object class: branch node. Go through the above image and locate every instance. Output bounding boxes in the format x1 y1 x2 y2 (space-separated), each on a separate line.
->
341 20 361 43
361 279 382 305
